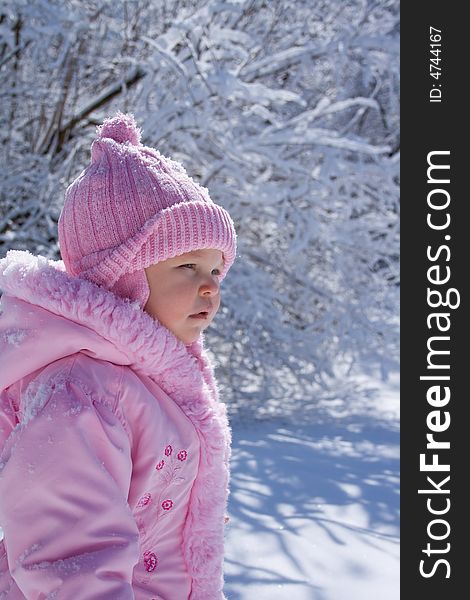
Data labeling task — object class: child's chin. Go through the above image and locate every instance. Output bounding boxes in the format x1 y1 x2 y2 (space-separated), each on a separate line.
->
186 332 203 344
179 329 203 346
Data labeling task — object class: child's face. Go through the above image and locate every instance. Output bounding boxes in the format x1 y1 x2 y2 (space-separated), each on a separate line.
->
144 249 224 345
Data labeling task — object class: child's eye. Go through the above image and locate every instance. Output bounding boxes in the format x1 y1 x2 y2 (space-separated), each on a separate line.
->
180 264 221 276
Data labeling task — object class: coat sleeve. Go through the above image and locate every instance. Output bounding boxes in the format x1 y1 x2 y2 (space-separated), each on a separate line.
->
0 371 139 600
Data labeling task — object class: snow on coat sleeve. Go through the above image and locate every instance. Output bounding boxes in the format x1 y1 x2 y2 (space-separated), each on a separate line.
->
0 370 139 599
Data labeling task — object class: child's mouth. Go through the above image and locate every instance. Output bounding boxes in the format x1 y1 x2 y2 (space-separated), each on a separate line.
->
189 312 209 320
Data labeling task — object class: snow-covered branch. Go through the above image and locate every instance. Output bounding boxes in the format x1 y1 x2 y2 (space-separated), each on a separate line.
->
0 0 399 421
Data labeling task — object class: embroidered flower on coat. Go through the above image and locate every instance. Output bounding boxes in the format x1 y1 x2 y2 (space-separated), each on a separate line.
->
156 443 188 488
161 499 173 511
143 551 158 572
150 442 190 520
137 493 152 508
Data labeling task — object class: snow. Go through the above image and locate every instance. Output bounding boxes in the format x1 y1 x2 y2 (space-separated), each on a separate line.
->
0 1 399 594
16 543 42 567
224 367 399 600
0 0 399 423
1 328 27 347
20 378 66 426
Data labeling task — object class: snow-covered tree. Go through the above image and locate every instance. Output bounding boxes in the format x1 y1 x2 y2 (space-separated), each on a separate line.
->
0 0 399 421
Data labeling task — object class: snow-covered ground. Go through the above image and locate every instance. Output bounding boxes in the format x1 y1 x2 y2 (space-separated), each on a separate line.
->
224 369 400 600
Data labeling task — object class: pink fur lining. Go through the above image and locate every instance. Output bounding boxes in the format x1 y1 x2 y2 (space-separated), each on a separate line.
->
0 249 231 599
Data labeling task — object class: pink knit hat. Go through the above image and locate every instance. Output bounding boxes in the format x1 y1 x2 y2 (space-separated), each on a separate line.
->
58 112 237 308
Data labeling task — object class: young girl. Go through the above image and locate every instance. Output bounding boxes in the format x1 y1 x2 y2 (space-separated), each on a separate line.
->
0 112 237 599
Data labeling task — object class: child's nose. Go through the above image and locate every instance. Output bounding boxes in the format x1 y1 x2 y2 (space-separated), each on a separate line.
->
199 277 220 295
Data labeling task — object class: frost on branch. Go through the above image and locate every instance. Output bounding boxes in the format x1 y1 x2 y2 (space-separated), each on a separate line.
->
0 0 399 422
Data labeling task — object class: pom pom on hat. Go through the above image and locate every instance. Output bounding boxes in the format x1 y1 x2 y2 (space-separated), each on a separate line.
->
96 111 142 146
58 111 237 310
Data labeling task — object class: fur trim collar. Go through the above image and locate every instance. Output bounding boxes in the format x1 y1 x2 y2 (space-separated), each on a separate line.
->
0 249 230 599
0 250 203 380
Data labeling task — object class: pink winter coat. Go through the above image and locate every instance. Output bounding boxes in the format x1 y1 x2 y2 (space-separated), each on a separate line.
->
0 250 232 600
